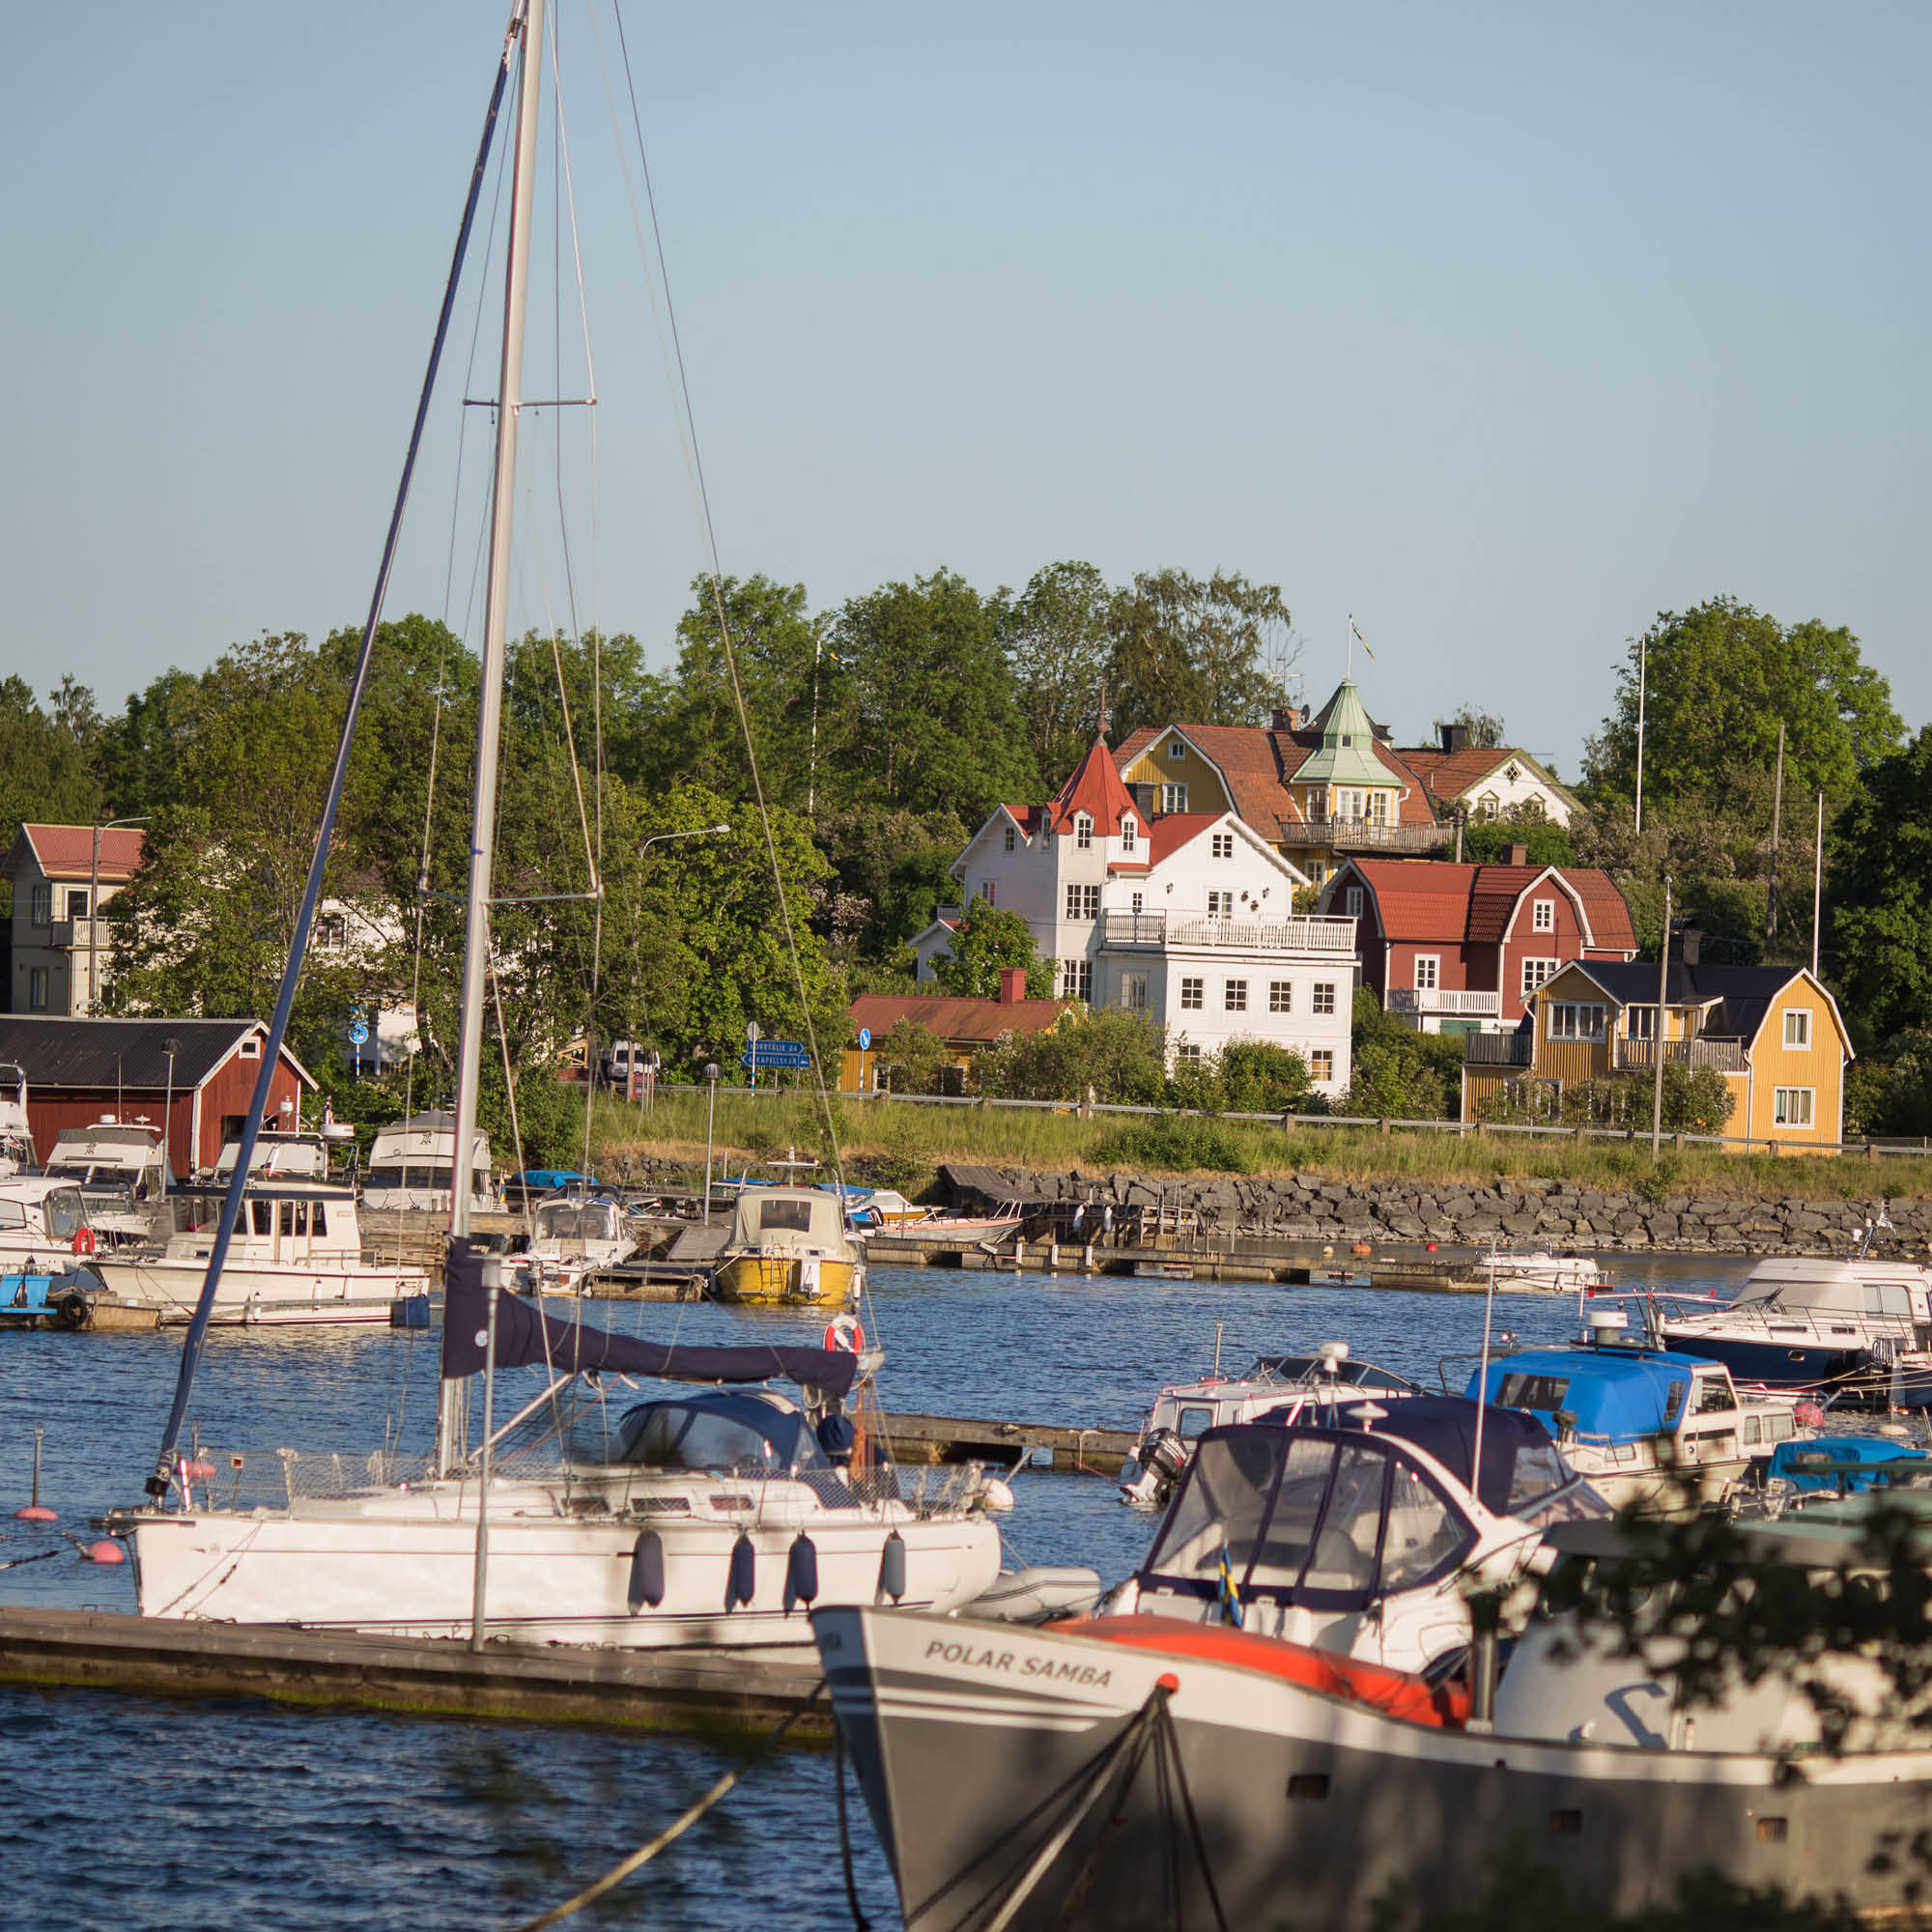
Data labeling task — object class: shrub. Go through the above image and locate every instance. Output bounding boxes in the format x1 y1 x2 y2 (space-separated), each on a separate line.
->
1218 1039 1312 1114
1088 1114 1254 1174
977 1009 1166 1104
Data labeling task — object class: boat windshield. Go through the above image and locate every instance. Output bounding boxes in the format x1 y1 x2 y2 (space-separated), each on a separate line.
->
614 1394 828 1477
1250 1354 1417 1393
1731 1271 1915 1319
39 1188 87 1241
534 1202 617 1241
1142 1425 1475 1608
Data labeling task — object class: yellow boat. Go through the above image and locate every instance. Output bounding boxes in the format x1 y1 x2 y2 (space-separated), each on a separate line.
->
710 1187 861 1305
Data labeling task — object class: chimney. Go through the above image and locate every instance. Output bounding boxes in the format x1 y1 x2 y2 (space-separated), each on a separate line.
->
998 966 1028 1005
1508 842 1527 867
1679 927 1702 967
1271 705 1295 731
1441 722 1468 753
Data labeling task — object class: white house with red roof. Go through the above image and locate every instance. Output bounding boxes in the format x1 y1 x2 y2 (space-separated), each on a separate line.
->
1316 856 1637 1036
913 735 1359 1094
2 822 148 1017
1393 723 1577 827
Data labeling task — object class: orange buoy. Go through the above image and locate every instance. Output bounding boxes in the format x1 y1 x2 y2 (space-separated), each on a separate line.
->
87 1541 127 1565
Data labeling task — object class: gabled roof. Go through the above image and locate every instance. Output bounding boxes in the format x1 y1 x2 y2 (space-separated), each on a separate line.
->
4 824 148 885
1546 961 1849 1053
1334 859 1635 953
0 1016 316 1093
846 992 1070 1046
1398 746 1577 810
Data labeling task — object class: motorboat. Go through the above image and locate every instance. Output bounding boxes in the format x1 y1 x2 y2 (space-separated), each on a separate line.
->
711 1185 861 1306
1119 1342 1421 1508
0 1062 36 1177
1099 1399 1605 1678
1473 1242 1609 1292
1463 1308 1802 1510
43 1122 170 1246
0 1176 95 1273
361 1110 493 1214
522 1190 635 1293
817 1507 1932 1930
1656 1252 1932 1398
119 1244 1003 1651
88 1132 429 1325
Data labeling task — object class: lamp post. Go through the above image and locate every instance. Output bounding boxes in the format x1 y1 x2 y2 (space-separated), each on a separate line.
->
87 815 151 1014
161 1037 180 1184
701 1062 722 1227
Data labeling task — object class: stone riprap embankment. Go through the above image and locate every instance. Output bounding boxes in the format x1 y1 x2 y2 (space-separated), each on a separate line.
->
990 1169 1932 1258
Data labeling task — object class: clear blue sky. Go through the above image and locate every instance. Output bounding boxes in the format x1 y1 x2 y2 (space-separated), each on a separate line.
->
5 3 1928 780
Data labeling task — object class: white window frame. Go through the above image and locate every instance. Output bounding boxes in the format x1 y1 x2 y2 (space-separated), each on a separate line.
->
1074 812 1093 850
1176 1041 1203 1063
1224 979 1248 1012
240 1037 262 1059
1336 787 1365 821
1783 1009 1811 1049
1773 1087 1815 1129
1003 825 1016 852
1368 792 1390 826
1121 815 1137 853
1168 739 1186 761
1344 886 1363 917
1414 955 1439 992
981 881 996 906
1179 977 1205 1011
1060 958 1093 1002
1532 898 1555 933
1064 884 1099 922
1120 971 1148 1012
1310 1048 1335 1083
1312 981 1337 1016
1208 890 1231 917
1520 956 1557 996
67 888 90 920
1268 980 1293 1013
1547 1002 1605 1041
1626 1005 1657 1041
1130 892 1144 914
1210 831 1234 860
29 882 52 927
1161 782 1188 813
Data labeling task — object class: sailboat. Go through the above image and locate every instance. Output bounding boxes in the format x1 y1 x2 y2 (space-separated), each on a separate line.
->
113 0 1002 1651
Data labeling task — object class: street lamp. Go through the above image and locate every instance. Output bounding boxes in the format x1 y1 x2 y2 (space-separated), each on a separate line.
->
701 1062 722 1227
89 815 151 1014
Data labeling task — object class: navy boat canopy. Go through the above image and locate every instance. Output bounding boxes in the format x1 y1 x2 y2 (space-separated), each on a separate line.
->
440 1241 859 1395
1324 1395 1577 1518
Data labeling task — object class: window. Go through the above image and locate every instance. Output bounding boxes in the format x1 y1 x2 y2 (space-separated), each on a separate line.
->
66 889 90 920
1225 979 1248 1012
1161 782 1188 812
1773 1088 1814 1129
1414 956 1439 992
1168 739 1186 761
1505 762 1522 785
1475 792 1499 820
1336 788 1364 821
1003 825 1015 852
240 1037 262 1059
1312 982 1336 1016
1208 891 1232 917
1547 1002 1605 1041
1783 1009 1811 1049
1059 958 1093 1002
1532 899 1554 933
1627 1005 1656 1041
1344 886 1363 917
1306 789 1327 823
1521 957 1557 996
1310 1049 1334 1082
1269 980 1293 1013
27 968 49 1011
980 881 996 905
1176 1042 1202 1063
1120 971 1148 1012
1368 792 1390 826
1121 816 1137 852
314 910 349 950
1074 812 1093 850
29 882 51 926
1130 892 1144 914
1211 832 1235 860
1180 977 1205 1010
1065 884 1099 921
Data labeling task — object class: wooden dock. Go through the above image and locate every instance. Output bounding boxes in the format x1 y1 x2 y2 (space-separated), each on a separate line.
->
0 1605 828 1740
878 1410 1138 1476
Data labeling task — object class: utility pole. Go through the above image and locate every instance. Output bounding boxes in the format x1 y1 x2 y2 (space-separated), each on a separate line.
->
1634 633 1647 839
1811 791 1824 981
1650 877 1672 1159
1764 721 1784 953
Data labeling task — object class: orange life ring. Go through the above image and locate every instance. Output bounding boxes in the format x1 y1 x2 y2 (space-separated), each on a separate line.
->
823 1314 866 1352
72 1227 97 1258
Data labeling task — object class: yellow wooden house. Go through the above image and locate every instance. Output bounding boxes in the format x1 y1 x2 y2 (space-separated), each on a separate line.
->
1461 956 1852 1150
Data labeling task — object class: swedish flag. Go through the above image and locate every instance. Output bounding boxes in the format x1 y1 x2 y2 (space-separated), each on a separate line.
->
1216 1545 1243 1629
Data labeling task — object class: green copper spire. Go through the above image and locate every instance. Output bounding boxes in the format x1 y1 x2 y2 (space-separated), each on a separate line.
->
1295 679 1388 787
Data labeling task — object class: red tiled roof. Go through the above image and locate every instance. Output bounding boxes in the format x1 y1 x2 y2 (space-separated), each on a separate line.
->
1144 812 1223 866
1338 859 1635 952
1570 873 1637 952
8 823 147 883
1466 865 1548 944
1394 747 1515 801
846 993 1070 1046
1048 735 1139 837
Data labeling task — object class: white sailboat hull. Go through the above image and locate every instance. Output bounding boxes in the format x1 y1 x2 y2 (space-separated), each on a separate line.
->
90 1257 428 1326
128 1479 1003 1651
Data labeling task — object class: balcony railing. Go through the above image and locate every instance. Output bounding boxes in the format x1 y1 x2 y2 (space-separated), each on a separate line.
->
1613 1036 1747 1074
48 918 110 951
1101 912 1357 953
1278 820 1446 854
1388 987 1502 1018
1464 1033 1533 1065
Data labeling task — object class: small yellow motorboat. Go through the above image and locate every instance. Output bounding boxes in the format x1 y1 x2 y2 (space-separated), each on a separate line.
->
710 1187 860 1305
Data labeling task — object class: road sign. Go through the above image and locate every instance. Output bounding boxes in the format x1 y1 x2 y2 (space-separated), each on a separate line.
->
739 1039 811 1070
746 1021 762 1044
858 1027 871 1051
348 1022 369 1046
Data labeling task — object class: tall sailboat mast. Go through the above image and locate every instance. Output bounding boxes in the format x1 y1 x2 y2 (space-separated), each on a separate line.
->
439 0 545 1474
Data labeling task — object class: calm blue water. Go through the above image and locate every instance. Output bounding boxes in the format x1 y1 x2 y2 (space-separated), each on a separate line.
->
0 1251 1747 1929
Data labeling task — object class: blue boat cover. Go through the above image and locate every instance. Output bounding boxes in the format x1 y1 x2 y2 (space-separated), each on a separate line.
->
1768 1436 1928 1493
439 1241 859 1394
1464 1348 1713 1441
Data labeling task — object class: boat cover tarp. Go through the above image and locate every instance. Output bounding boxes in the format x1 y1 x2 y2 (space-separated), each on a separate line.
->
1769 1436 1928 1493
440 1240 859 1394
1327 1395 1572 1517
1464 1348 1712 1440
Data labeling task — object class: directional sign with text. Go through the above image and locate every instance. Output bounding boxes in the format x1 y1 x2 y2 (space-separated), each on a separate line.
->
740 1038 811 1070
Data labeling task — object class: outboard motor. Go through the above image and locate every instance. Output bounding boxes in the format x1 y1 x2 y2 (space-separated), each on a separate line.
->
1120 1426 1189 1508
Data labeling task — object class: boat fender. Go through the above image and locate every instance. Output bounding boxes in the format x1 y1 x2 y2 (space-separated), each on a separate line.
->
87 1541 127 1565
628 1530 666 1611
71 1228 96 1259
877 1529 906 1605
54 1290 90 1331
725 1532 757 1611
979 1476 1016 1515
824 1313 866 1352
784 1533 819 1612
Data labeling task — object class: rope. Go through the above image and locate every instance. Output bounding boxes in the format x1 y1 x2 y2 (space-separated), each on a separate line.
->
509 1682 824 1930
834 1720 872 1931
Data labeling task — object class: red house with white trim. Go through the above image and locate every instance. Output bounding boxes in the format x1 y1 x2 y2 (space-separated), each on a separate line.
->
1317 857 1636 1034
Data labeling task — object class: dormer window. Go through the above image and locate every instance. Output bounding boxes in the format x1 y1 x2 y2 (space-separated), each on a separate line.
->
1340 733 1353 748
1121 816 1137 852
1074 813 1093 850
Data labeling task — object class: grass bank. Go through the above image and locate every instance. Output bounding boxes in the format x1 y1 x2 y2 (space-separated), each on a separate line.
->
585 1090 1932 1205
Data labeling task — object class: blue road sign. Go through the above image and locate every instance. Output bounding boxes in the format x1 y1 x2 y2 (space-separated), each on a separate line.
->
739 1039 811 1070
858 1027 871 1051
348 1022 370 1046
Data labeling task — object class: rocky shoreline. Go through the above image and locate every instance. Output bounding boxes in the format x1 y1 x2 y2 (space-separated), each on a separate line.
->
981 1168 1932 1258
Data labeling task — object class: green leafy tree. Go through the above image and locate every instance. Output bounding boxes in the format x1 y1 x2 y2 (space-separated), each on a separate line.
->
0 676 104 914
1584 598 1902 809
817 807 972 956
1218 1040 1312 1113
1826 726 1932 1038
1435 705 1506 749
976 1009 1166 1104
1341 987 1463 1119
995 560 1114 780
929 897 1053 999
1459 820 1575 867
872 1019 958 1096
1104 568 1292 739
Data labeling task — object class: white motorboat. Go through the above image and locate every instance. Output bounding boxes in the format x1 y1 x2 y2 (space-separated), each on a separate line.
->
1472 1242 1609 1292
123 1243 1001 1650
361 1110 493 1215
1656 1250 1932 1398
522 1189 635 1293
43 1121 170 1247
0 1061 37 1177
1118 1341 1421 1507
0 1176 95 1273
89 1132 428 1325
